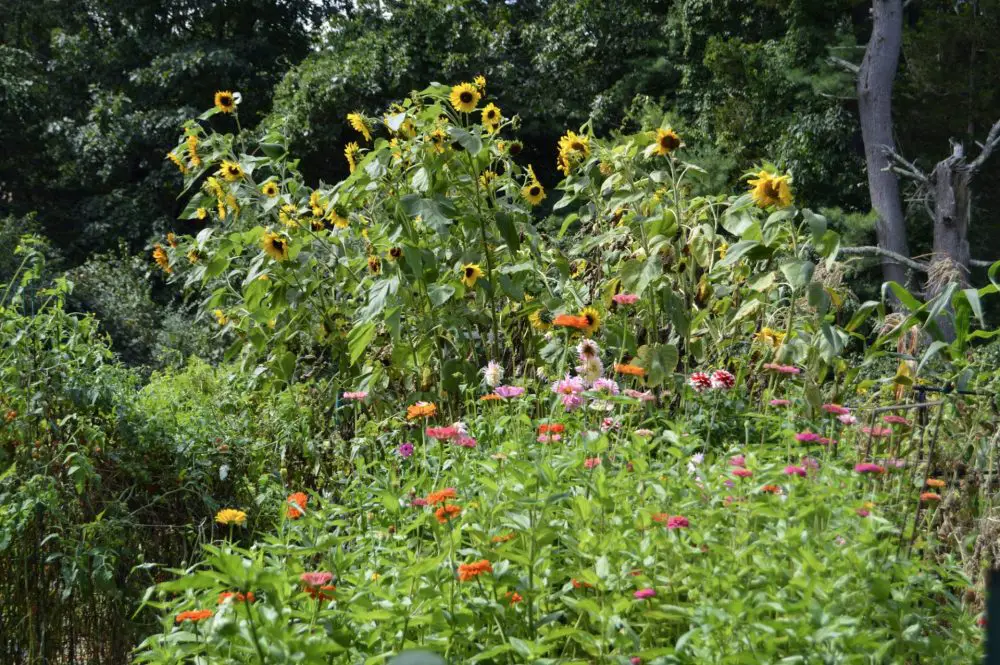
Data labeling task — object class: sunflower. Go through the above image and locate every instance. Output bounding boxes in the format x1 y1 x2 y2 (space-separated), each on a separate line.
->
165 232 177 248
368 256 381 274
187 249 201 263
152 244 172 273
529 309 553 331
580 306 601 335
449 82 481 113
186 134 201 167
167 152 187 174
652 128 681 156
214 90 237 114
205 176 224 198
508 141 523 156
279 204 299 228
345 142 360 173
558 130 590 159
309 190 325 216
481 103 502 133
261 181 279 198
219 160 244 182
522 165 545 206
428 129 448 154
747 170 793 208
479 170 497 189
346 111 372 142
195 207 208 221
388 247 403 262
328 208 349 229
462 263 483 288
262 231 289 262
214 309 229 326
474 74 487 90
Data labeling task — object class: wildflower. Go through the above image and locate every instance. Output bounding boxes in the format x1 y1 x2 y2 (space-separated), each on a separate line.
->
883 415 910 425
538 423 565 435
822 404 850 416
748 170 793 208
584 457 601 470
838 414 858 426
710 369 736 390
613 293 639 305
784 465 807 477
457 559 493 582
454 435 477 448
854 463 885 474
795 432 823 444
615 363 645 377
482 360 503 387
553 314 589 330
481 103 502 132
553 375 586 396
861 426 893 438
215 508 247 526
591 378 620 396
462 263 483 288
286 492 308 519
398 443 414 458
261 181 279 198
729 455 746 467
760 484 782 494
733 468 753 479
152 244 172 273
770 399 791 407
505 591 523 605
426 488 457 505
625 389 655 402
214 90 237 113
261 232 289 262
688 372 711 392
347 112 372 142
634 588 656 600
345 142 360 173
579 307 601 335
218 160 244 182
218 591 254 604
856 508 870 518
495 385 525 399
754 327 786 348
763 363 800 375
426 426 459 440
562 394 584 411
406 402 437 419
666 515 689 529
300 571 334 588
921 492 942 503
449 82 481 113
176 609 213 623
926 478 946 488
167 151 187 174
435 504 462 523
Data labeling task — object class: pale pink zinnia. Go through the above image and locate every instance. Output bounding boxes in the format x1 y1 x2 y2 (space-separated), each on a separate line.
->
838 414 858 426
495 385 525 399
562 394 584 412
729 454 746 468
625 389 655 402
710 369 736 390
342 391 368 401
763 363 801 375
732 468 753 479
584 457 601 469
553 374 585 396
300 571 334 587
770 398 791 407
454 435 478 448
613 293 639 305
633 588 656 599
688 372 711 392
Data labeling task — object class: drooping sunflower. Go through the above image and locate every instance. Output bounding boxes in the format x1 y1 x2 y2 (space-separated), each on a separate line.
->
347 112 372 142
186 134 201 167
218 160 244 182
262 231 289 262
279 204 299 228
449 82 481 113
474 74 487 91
462 263 483 288
529 308 553 332
579 306 601 335
195 207 208 221
152 244 172 274
368 255 381 274
345 142 360 173
261 181 279 198
508 141 523 156
187 249 200 264
388 247 403 261
214 90 237 114
747 170 793 208
328 208 349 229
481 103 502 133
522 165 546 206
479 170 497 190
428 129 448 154
652 128 681 156
167 152 187 174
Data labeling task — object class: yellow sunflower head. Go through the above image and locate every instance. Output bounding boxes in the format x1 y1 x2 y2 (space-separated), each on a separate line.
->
261 181 279 198
428 129 448 154
580 307 601 335
747 170 793 208
388 247 403 261
522 166 545 206
479 170 497 190
167 151 187 174
558 130 590 159
187 249 200 264
328 207 349 229
368 255 381 274
481 103 502 132
262 231 289 262
345 142 360 173
347 111 373 142
218 160 244 182
214 91 237 114
653 128 681 156
529 309 553 332
152 244 172 274
462 263 483 288
195 207 208 221
449 82 481 113
474 75 487 91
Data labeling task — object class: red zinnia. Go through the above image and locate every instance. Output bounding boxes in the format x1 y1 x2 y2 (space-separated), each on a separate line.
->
286 492 308 519
175 609 213 623
553 314 590 330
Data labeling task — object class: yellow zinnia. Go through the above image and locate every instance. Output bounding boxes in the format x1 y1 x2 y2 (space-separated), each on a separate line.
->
345 142 360 173
462 263 483 288
218 160 244 182
652 128 681 156
747 170 793 208
215 508 246 526
262 231 289 262
481 103 502 133
449 82 481 113
214 91 237 114
347 112 372 142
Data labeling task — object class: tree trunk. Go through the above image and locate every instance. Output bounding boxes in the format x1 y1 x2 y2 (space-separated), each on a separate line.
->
857 0 910 287
931 153 971 287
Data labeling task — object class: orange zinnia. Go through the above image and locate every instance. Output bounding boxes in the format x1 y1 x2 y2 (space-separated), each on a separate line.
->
457 559 493 582
286 492 308 519
175 609 213 623
506 591 523 604
571 578 593 589
406 402 437 419
552 314 590 330
218 591 255 604
614 363 645 377
538 423 565 434
435 504 462 523
480 394 502 401
926 478 946 488
491 532 515 544
920 492 942 503
426 488 457 505
306 584 336 601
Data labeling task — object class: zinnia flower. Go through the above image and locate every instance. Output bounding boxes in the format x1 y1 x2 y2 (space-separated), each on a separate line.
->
763 363 800 375
562 394 584 411
435 504 462 523
770 399 791 407
176 609 213 623
710 369 736 390
406 402 437 420
784 465 807 477
584 457 601 469
457 559 493 582
495 385 525 398
760 484 782 494
553 375 586 396
926 478 946 488
576 338 601 361
591 378 620 395
449 82 481 113
634 588 656 599
822 404 850 415
481 360 503 387
286 492 308 519
612 293 639 305
553 314 590 330
426 488 457 505
538 423 565 434
856 508 870 518
300 571 334 588
733 468 753 479
795 432 822 443
343 391 368 401
426 426 459 440
665 515 689 529
921 492 942 503
729 455 746 467
454 435 477 448
615 363 645 377
215 508 247 526
861 426 893 438
624 389 655 402
854 463 885 474
883 415 909 425
398 442 414 458
218 591 255 604
838 414 858 425
688 372 711 392
505 591 523 604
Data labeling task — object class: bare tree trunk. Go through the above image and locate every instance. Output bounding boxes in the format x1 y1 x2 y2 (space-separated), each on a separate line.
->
857 0 910 287
930 150 972 287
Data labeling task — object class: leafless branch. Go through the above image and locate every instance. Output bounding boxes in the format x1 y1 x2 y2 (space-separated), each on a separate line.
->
968 117 1000 173
839 246 929 273
827 56 859 74
971 258 997 268
881 145 929 184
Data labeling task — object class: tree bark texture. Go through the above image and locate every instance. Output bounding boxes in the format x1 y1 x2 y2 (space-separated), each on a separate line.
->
858 0 910 287
931 155 972 287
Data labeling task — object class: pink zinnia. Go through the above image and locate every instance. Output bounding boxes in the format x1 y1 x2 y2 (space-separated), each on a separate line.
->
342 391 368 401
398 442 414 458
710 369 736 390
729 454 746 468
854 463 885 474
630 658 642 665
624 388 655 402
861 426 893 437
883 415 909 425
838 414 857 426
600 417 619 432
411 498 428 507
613 293 639 305
633 588 656 599
495 385 525 399
801 456 820 469
822 403 850 415
784 465 807 477
300 571 334 587
795 432 822 443
592 378 620 395
454 435 477 448
584 457 601 469
553 374 585 395
666 515 689 529
537 434 561 444
770 399 791 407
426 426 459 440
688 372 711 392
856 508 870 518
732 468 753 479
562 394 584 412
763 363 801 375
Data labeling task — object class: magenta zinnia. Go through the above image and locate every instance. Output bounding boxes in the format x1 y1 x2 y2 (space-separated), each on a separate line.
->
854 463 885 474
688 372 711 392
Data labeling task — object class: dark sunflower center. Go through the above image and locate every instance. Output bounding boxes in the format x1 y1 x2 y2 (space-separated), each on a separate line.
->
460 92 474 103
227 166 239 175
390 247 401 258
272 239 285 252
763 181 780 199
486 110 497 119
220 95 232 106
529 186 540 196
571 141 585 152
584 313 596 325
465 267 475 278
